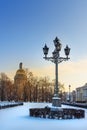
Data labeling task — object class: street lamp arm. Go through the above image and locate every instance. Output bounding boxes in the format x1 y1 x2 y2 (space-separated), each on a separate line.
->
43 56 53 60
43 56 70 64
43 56 56 63
58 57 70 63
59 57 70 61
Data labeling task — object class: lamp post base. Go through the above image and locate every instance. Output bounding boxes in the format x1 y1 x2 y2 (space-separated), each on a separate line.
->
52 97 61 107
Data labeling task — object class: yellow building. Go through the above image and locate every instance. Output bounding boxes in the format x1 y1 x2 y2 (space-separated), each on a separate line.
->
14 62 27 101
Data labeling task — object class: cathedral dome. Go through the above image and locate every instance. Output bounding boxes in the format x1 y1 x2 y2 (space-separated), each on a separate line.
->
16 68 26 75
14 62 27 101
14 62 27 80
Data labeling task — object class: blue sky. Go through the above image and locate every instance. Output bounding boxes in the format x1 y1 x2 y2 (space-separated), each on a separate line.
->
0 0 87 90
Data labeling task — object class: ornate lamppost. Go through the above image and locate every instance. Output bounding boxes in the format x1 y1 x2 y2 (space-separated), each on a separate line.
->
43 37 70 107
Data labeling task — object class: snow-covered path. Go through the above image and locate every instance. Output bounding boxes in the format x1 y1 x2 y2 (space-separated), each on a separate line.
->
0 102 87 130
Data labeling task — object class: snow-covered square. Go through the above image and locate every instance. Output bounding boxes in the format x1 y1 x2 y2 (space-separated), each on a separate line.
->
0 102 87 130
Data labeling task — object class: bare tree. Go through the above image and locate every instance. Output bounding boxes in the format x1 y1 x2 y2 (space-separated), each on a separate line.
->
0 73 13 101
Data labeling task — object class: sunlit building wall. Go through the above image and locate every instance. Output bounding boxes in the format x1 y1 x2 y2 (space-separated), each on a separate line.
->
76 83 87 102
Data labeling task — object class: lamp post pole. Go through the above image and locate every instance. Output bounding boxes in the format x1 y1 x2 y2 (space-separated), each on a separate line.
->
69 85 71 102
55 61 58 97
43 37 70 107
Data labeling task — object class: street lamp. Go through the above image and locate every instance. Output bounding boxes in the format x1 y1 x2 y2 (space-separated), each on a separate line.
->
43 37 70 107
69 85 71 102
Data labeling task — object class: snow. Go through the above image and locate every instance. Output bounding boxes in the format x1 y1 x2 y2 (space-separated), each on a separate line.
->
0 101 23 107
52 97 60 99
0 102 87 130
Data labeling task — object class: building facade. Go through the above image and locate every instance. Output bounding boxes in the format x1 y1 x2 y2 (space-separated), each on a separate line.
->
76 83 87 102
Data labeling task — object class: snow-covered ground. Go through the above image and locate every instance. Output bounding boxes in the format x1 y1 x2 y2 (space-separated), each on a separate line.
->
0 102 87 130
0 101 23 108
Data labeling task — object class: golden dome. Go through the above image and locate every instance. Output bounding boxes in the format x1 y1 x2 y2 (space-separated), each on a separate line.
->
14 62 27 80
16 69 26 75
